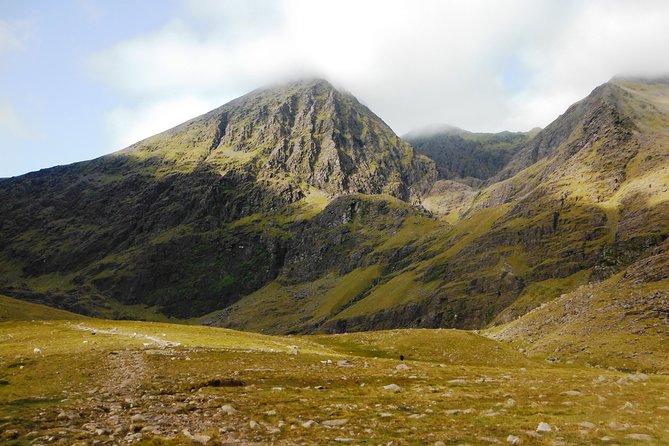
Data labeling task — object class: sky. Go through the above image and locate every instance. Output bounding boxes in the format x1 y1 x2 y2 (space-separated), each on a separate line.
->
2 0 669 177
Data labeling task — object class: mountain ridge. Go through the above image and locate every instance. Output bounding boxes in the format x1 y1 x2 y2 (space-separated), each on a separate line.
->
0 76 667 336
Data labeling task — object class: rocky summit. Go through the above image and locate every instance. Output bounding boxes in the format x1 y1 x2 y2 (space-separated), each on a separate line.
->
0 77 668 338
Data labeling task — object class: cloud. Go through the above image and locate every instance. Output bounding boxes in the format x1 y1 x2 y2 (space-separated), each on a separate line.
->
105 96 226 149
0 100 30 139
88 0 669 148
0 19 33 55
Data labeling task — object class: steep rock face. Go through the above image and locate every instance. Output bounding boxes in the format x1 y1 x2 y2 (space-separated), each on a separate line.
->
405 127 531 181
125 79 436 200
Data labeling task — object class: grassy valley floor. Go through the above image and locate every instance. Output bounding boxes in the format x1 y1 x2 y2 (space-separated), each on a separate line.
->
1 297 668 445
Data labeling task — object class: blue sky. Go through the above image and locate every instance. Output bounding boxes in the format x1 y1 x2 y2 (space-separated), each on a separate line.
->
2 0 669 177
0 1 180 177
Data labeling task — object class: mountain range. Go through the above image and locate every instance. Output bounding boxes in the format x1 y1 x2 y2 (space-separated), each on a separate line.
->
1 76 667 339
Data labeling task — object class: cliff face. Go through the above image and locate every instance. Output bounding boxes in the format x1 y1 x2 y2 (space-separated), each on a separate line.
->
405 127 530 182
122 79 436 200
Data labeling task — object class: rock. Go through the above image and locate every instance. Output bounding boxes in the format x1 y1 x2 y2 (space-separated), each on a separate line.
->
220 404 238 415
536 422 552 433
192 433 212 444
577 421 596 429
140 426 160 434
82 422 98 431
57 411 80 421
337 360 354 368
1 430 19 440
626 434 653 441
560 390 582 396
272 386 284 391
249 420 260 429
130 414 147 423
506 434 520 444
379 413 393 418
445 408 475 415
322 418 348 427
383 384 401 392
448 379 467 384
113 426 129 436
125 433 143 442
617 373 649 384
620 401 636 410
396 363 410 370
302 420 316 428
503 398 516 408
265 409 277 416
435 442 446 446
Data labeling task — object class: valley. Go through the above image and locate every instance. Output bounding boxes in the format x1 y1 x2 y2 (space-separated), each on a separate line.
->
1 296 668 445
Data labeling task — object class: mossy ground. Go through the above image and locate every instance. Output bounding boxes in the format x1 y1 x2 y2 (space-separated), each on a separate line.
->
1 297 668 445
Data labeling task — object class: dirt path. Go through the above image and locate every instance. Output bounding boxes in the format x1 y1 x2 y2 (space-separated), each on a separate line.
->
101 350 148 397
68 323 182 348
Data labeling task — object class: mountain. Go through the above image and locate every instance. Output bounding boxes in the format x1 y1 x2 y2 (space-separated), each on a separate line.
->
202 77 668 333
1 77 668 336
404 126 535 182
0 79 436 319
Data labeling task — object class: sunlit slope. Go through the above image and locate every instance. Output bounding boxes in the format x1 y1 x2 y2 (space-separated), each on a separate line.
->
0 294 87 322
489 239 669 373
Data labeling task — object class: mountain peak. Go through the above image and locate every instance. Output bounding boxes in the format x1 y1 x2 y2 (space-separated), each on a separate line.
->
122 78 436 201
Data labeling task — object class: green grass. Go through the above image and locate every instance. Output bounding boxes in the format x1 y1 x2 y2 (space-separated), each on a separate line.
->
489 272 669 373
0 295 87 322
334 269 439 319
493 269 592 324
1 300 668 445
313 265 383 319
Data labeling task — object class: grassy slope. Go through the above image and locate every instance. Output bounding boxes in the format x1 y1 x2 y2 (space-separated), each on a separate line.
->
2 298 669 445
489 242 669 373
0 294 87 322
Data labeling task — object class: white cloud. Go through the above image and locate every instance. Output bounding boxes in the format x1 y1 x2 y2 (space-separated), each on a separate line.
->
0 19 34 55
0 100 30 139
88 0 669 148
105 96 228 149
